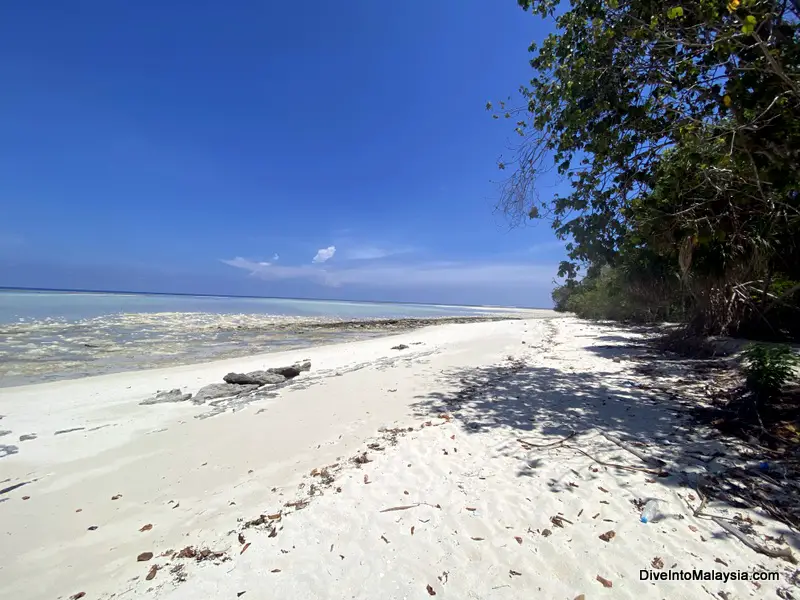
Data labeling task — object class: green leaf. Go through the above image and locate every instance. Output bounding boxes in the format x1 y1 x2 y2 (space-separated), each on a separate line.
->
667 6 684 19
741 15 756 34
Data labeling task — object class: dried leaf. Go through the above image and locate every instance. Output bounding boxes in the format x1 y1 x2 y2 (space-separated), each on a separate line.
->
140 524 153 532
380 535 390 544
598 487 609 493
596 575 613 588
268 512 282 520
268 527 278 538
514 536 523 545
574 596 586 600
651 557 664 569
87 525 98 531
22 496 30 500
364 474 370 484
426 584 436 596
599 530 616 542
689 525 699 532
715 557 728 566
111 494 122 500
379 504 421 513
466 507 477 512
137 552 154 562
411 526 415 535
541 529 552 537
509 569 522 576
471 537 485 541
271 568 281 573
70 593 86 600
145 565 159 581
240 542 251 555
238 533 246 545
75 509 82 513
577 509 584 517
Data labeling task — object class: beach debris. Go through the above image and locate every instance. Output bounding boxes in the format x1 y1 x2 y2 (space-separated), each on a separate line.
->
238 533 246 545
596 575 613 588
54 427 86 436
193 383 258 403
598 486 609 493
715 557 728 566
550 515 572 528
75 509 82 513
271 568 281 573
471 537 485 541
541 529 552 537
466 507 477 512
438 571 449 584
391 344 409 350
170 563 187 583
651 557 665 569
141 389 192 405
514 536 523 544
575 596 586 600
69 593 86 600
175 546 227 562
353 452 371 465
426 584 436 595
237 592 246 597
380 534 390 544
111 494 122 500
87 525 98 531
364 474 370 484
137 552 154 562
712 516 797 564
411 526 415 535
140 523 153 532
509 570 522 577
19 433 38 441
240 542 251 554
22 495 30 500
598 530 616 542
145 564 160 581
0 481 30 495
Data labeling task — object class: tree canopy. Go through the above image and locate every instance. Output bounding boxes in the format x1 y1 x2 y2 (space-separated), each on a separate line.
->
494 0 800 337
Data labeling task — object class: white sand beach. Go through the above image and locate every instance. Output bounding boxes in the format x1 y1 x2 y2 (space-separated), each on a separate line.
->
1 317 797 599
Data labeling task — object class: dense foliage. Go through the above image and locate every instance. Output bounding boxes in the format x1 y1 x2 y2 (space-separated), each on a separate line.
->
494 0 800 337
742 342 800 399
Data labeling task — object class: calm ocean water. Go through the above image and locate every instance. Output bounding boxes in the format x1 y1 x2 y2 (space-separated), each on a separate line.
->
0 290 540 387
0 289 503 323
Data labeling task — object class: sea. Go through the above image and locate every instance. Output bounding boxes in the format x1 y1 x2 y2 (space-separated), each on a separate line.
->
0 289 545 387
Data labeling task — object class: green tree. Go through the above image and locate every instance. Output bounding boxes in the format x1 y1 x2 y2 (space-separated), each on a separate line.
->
494 0 800 335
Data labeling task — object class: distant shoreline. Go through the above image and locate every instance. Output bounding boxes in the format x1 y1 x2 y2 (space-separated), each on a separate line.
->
0 286 541 311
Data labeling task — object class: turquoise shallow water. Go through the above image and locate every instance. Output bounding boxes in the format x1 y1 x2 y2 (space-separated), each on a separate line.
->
0 289 541 387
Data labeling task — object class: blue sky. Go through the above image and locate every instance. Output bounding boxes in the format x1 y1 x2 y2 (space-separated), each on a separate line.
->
0 1 565 307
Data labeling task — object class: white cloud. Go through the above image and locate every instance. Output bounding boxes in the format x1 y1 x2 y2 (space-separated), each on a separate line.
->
272 253 280 261
221 256 554 289
312 246 336 263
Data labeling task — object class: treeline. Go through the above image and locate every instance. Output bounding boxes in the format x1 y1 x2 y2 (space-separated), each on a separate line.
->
495 0 800 340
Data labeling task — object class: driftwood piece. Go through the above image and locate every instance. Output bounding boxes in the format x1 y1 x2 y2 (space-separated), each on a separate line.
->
517 431 577 449
567 445 668 476
601 433 667 467
712 517 797 564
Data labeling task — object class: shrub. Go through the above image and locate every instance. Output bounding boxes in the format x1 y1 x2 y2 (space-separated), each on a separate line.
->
741 343 800 400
